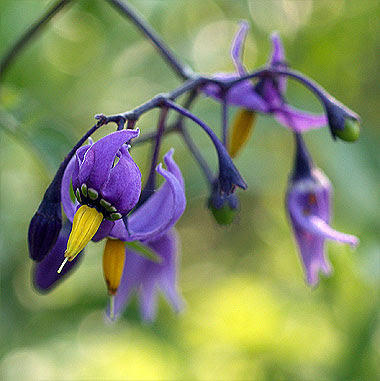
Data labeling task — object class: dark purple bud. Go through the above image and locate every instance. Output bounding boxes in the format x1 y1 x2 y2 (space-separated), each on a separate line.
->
33 222 82 293
28 172 63 262
218 149 247 194
208 181 239 225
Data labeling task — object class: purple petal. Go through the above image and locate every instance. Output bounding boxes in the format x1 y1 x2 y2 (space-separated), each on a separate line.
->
155 230 184 312
126 150 186 241
33 223 82 292
231 21 249 76
228 80 270 112
140 279 158 322
61 156 79 222
292 224 331 286
111 229 183 321
71 144 93 194
100 146 142 214
77 129 139 191
306 216 359 246
202 73 269 113
269 32 287 92
62 144 92 222
112 246 145 317
274 104 328 132
287 187 358 246
269 32 286 66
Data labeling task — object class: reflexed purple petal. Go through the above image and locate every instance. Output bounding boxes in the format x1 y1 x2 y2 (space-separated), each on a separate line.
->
203 73 269 113
227 80 270 112
111 229 183 321
100 146 142 214
92 220 115 242
231 21 249 76
112 245 145 317
71 144 93 193
269 32 287 93
292 224 331 286
33 222 82 292
126 151 186 242
274 104 328 132
78 129 139 191
140 279 157 322
61 154 80 222
269 32 285 66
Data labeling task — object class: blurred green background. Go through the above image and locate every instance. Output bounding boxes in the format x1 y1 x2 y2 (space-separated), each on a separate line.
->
1 0 379 380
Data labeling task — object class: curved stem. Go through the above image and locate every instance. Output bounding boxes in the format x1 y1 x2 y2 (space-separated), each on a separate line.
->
137 107 168 206
106 0 194 80
0 0 72 82
221 92 229 146
180 124 214 186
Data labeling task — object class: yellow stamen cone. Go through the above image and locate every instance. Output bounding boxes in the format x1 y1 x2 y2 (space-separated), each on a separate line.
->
65 205 103 261
228 108 256 158
103 238 126 296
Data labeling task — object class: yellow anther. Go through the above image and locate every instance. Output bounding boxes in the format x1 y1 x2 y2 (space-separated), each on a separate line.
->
65 205 103 261
228 109 256 158
103 238 126 296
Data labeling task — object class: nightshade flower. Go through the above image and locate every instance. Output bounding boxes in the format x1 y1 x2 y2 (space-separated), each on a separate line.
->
33 127 186 322
203 22 327 133
286 133 359 286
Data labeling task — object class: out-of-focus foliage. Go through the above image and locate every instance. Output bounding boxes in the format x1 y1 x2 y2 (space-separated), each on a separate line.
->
1 0 379 380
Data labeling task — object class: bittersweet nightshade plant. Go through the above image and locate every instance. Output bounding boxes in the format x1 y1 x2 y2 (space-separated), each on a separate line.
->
1 0 361 322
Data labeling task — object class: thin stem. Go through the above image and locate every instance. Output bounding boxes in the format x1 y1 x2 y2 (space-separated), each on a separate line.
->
0 0 72 82
221 92 229 146
106 0 194 80
103 76 204 122
137 107 169 206
180 123 214 186
178 91 215 186
164 99 227 162
132 124 177 146
228 66 358 119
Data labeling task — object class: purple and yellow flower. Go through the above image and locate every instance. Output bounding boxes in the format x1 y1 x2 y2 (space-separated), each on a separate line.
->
203 21 327 133
286 133 359 286
33 129 186 321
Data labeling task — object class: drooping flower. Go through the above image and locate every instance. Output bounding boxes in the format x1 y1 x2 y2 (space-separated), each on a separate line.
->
286 133 359 286
203 22 327 133
33 127 186 321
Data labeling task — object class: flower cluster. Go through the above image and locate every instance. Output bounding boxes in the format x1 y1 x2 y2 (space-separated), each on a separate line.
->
28 18 361 322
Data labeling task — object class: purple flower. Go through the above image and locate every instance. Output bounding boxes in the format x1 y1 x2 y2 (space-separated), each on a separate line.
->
286 134 359 286
36 127 186 321
203 22 327 132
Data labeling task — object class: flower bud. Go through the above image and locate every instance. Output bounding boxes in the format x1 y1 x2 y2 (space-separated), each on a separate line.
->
208 182 239 225
334 118 360 142
28 178 62 262
103 239 126 295
324 99 360 142
229 109 256 158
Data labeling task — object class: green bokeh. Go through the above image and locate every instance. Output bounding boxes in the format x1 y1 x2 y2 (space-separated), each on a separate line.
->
1 1 379 380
